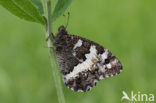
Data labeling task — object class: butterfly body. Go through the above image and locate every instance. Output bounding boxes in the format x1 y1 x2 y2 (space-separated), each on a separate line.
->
53 26 122 92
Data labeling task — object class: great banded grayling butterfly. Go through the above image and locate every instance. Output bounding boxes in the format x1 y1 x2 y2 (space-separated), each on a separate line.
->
52 26 122 92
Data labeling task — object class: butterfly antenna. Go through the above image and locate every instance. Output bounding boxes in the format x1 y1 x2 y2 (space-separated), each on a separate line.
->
65 12 70 29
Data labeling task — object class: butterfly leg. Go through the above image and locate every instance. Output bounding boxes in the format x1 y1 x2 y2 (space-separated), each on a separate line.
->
46 32 55 41
43 45 54 49
45 33 55 48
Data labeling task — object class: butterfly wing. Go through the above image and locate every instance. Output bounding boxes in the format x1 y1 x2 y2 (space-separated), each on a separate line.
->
54 32 122 92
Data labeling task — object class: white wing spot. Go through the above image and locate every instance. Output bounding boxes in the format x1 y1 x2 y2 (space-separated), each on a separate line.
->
86 86 91 91
97 63 105 73
94 79 98 84
101 49 109 62
106 63 112 69
110 74 114 77
112 59 118 65
77 89 83 92
120 69 123 72
65 45 98 81
73 39 83 56
73 52 76 56
79 59 84 62
73 39 83 49
99 75 104 80
71 88 74 91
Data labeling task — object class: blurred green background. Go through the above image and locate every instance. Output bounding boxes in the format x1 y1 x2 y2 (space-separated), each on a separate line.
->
0 0 156 103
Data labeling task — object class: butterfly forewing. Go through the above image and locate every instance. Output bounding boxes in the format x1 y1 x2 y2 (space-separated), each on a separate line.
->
53 26 123 92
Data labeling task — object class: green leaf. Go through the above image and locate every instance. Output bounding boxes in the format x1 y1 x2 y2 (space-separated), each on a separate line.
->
13 0 45 24
0 0 45 25
52 0 72 22
31 0 44 15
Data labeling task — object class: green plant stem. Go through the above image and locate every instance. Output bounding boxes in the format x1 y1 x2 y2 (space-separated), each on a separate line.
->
45 0 65 103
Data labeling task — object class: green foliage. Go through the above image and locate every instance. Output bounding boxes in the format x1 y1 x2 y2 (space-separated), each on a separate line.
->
12 0 45 24
0 0 72 24
0 0 45 25
31 0 44 15
52 0 72 21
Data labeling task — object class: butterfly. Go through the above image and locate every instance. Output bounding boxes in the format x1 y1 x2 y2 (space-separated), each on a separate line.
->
52 26 123 92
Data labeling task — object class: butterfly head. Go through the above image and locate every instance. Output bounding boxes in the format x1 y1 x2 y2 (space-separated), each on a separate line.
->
58 25 67 34
54 25 68 51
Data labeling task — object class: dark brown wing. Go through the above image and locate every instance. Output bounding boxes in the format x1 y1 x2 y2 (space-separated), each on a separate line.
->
54 33 122 92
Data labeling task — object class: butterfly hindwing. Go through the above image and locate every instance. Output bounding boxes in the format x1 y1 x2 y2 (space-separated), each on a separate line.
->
53 26 123 92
